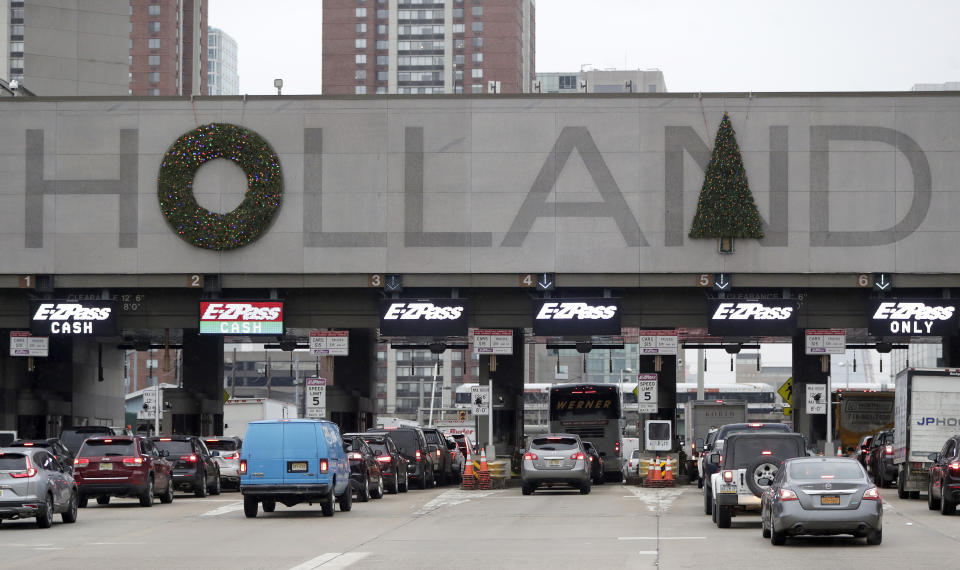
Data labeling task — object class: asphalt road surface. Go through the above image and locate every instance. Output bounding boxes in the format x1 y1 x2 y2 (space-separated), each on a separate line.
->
1 482 957 569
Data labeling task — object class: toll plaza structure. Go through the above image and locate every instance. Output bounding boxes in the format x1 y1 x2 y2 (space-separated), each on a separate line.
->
1 92 960 458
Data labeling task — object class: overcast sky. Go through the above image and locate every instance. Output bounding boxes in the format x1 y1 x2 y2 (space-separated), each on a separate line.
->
209 0 960 95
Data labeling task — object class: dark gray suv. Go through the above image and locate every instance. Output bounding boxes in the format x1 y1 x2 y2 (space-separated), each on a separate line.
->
366 427 434 489
421 427 453 486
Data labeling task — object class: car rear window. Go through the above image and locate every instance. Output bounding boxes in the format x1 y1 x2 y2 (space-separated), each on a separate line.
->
368 442 389 455
531 437 578 450
205 440 239 452
423 431 443 445
79 440 135 457
378 431 418 456
61 429 112 452
154 440 193 456
789 461 864 480
728 439 803 467
0 453 28 470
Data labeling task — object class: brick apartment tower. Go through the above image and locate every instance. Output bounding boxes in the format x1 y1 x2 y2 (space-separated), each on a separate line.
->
323 0 535 95
129 0 208 96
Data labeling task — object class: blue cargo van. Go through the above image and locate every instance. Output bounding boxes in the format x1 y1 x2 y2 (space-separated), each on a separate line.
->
239 419 352 518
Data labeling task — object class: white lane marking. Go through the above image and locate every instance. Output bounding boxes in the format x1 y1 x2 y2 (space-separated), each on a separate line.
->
625 486 685 512
637 551 659 555
35 547 62 551
617 536 706 540
288 552 370 570
414 489 501 515
90 542 147 545
201 501 244 516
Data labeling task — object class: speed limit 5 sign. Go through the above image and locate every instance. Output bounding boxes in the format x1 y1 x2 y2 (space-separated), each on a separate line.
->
635 373 658 413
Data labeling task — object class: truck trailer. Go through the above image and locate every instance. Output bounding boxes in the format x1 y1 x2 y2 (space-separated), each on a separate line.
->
894 368 960 499
683 399 748 482
223 398 297 438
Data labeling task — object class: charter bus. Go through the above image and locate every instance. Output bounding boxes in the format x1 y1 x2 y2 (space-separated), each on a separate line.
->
548 383 622 482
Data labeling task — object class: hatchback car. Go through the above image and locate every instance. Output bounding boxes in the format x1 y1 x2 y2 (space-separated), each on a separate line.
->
204 436 243 490
342 434 384 502
521 434 591 495
360 433 409 494
926 434 960 515
10 439 74 474
150 436 221 497
583 441 604 485
761 457 882 545
73 436 173 507
0 447 78 528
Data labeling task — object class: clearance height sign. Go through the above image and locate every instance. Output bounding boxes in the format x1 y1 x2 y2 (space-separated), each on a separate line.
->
199 301 284 335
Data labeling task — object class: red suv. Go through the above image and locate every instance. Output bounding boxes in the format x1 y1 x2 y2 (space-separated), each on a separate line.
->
73 436 174 507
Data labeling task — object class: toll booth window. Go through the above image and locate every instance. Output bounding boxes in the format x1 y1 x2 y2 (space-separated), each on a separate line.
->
648 423 670 441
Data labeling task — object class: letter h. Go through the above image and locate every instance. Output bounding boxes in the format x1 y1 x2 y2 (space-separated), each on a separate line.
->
25 129 139 248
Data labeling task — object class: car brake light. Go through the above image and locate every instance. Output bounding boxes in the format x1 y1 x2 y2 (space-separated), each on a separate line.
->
179 454 198 463
570 452 586 461
450 451 457 459
748 423 763 427
615 441 620 453
415 450 422 462
10 456 37 478
719 455 723 463
376 455 392 463
722 470 734 483
863 486 880 500
436 449 441 458
104 439 112 443
348 452 363 460
523 452 538 461
122 457 144 465
239 460 247 475
224 452 239 460
74 458 90 466
949 461 960 472
778 489 798 501
22 442 34 446
885 445 893 456
761 450 772 455
319 459 328 473
159 438 172 441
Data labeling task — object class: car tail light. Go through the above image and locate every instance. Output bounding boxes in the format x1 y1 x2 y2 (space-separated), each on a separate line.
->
450 450 457 459
223 452 239 460
179 454 198 463
761 450 772 455
104 439 113 443
22 442 34 446
348 452 363 460
436 449 441 458
863 486 881 500
10 456 37 478
588 456 594 462
122 457 144 465
748 423 763 427
948 461 960 472
778 489 798 501
570 452 586 461
158 438 172 442
319 459 329 474
523 452 538 461
415 450 422 462
722 470 734 483
239 460 247 475
615 441 620 454
719 455 723 463
376 455 392 463
885 445 893 456
74 458 90 466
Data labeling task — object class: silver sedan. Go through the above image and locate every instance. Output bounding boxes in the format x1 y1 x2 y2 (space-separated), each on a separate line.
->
761 457 882 545
521 434 591 495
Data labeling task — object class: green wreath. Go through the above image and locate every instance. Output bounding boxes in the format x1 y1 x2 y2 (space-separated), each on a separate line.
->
157 123 283 250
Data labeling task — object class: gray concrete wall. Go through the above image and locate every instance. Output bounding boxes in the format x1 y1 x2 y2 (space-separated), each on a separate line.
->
71 340 126 427
0 93 958 276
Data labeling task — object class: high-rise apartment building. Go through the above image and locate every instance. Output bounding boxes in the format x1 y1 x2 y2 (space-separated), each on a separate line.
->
129 0 208 96
207 27 238 95
323 0 535 95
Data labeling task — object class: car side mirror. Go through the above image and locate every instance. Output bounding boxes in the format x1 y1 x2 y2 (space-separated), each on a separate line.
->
710 453 720 464
929 452 940 461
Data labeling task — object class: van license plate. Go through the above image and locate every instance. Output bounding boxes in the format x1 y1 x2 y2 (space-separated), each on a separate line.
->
288 461 308 472
99 463 113 470
820 495 840 505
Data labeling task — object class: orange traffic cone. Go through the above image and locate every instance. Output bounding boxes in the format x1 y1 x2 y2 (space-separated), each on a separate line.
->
836 445 844 457
650 456 661 481
480 448 489 472
463 452 475 478
663 455 674 481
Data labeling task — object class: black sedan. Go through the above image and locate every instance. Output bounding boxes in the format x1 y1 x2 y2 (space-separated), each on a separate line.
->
360 432 409 494
583 441 604 485
343 434 384 502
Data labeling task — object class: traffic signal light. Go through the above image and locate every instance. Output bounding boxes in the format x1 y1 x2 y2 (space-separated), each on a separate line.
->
459 410 466 421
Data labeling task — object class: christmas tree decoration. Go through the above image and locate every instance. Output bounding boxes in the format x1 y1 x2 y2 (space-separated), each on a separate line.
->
688 112 764 247
157 123 283 250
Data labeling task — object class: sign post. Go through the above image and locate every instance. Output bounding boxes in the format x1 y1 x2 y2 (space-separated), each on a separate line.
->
305 377 327 419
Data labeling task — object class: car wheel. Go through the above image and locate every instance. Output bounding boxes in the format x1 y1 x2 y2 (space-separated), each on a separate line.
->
770 528 786 546
321 488 335 517
160 478 174 504
372 476 384 499
62 490 78 523
338 484 353 512
96 495 110 505
897 468 908 499
761 516 771 539
580 483 591 495
243 496 258 518
210 472 222 496
195 471 209 498
388 473 399 495
746 457 783 497
78 494 88 509
941 485 955 515
262 499 276 513
711 499 718 523
866 528 882 545
876 467 886 489
928 480 941 510
358 475 371 502
522 484 534 496
418 471 427 490
140 477 155 507
704 486 712 515
400 470 409 493
36 493 54 528
716 503 731 528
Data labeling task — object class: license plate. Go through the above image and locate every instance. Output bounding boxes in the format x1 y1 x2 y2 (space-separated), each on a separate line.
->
718 484 737 494
289 461 308 472
99 463 113 470
820 495 840 505
548 459 562 467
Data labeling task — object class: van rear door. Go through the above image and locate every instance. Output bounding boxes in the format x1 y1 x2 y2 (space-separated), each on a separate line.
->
243 423 284 485
282 422 321 485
